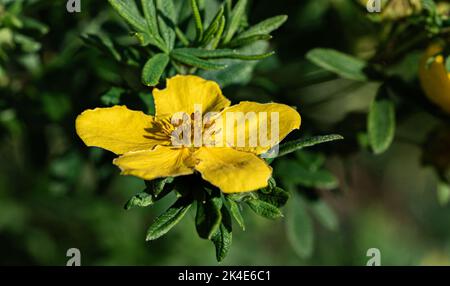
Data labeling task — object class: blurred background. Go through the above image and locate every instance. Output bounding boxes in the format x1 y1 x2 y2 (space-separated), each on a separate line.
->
1 0 450 266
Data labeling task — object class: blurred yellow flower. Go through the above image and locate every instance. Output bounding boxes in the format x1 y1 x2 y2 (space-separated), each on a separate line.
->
76 75 301 193
419 43 450 114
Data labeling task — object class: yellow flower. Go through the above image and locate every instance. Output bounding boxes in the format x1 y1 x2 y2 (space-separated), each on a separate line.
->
76 75 301 193
419 43 450 114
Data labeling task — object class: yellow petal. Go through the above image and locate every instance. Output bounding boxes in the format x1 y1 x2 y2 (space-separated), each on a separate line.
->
194 147 272 193
113 146 195 180
419 44 450 114
215 102 301 155
153 75 231 118
76 106 170 155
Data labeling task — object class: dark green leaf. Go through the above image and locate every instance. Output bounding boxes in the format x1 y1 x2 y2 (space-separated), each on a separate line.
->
277 135 344 158
199 40 267 87
146 197 192 241
141 0 159 36
174 48 237 58
173 48 273 61
132 31 167 52
156 0 177 50
145 177 174 197
247 199 283 219
286 194 314 258
190 0 204 42
226 197 245 230
141 53 170 86
175 27 190 46
211 206 233 262
211 15 226 49
125 192 154 210
81 34 122 62
227 34 271 48
202 6 224 46
368 99 395 155
257 187 290 208
223 0 247 44
108 0 147 32
306 48 368 81
171 50 227 70
196 195 223 240
236 15 287 40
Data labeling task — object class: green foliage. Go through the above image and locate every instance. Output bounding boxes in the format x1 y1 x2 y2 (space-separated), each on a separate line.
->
6 0 450 266
276 134 344 159
146 197 193 241
142 53 170 86
286 194 314 259
306 48 368 81
98 0 287 87
196 192 223 240
368 90 396 155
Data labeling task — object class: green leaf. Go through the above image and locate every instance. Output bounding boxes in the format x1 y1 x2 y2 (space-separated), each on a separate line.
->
306 48 368 81
125 192 154 210
202 6 224 46
141 0 159 37
277 135 344 158
247 199 283 219
14 34 40 53
211 206 233 262
175 27 190 46
21 16 49 35
437 181 450 206
133 31 167 52
190 0 204 42
81 34 122 62
174 48 237 58
101 87 124 106
199 40 267 87
227 34 271 48
286 194 314 258
226 197 245 231
368 99 396 155
156 0 177 50
211 15 226 49
171 50 228 70
145 177 174 197
141 53 170 86
257 187 290 208
223 0 247 44
196 195 223 240
236 15 287 40
173 48 273 61
310 201 339 231
146 197 192 241
139 91 156 115
295 151 326 172
108 0 147 32
276 160 339 190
